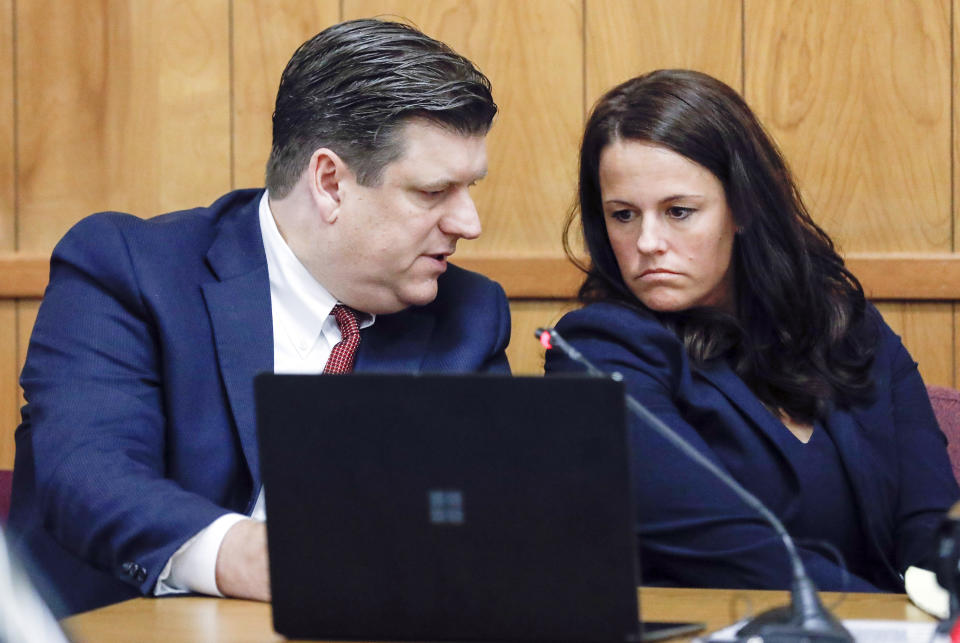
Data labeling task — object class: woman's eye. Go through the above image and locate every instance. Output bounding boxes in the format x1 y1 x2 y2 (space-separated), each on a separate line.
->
610 210 635 222
667 206 694 219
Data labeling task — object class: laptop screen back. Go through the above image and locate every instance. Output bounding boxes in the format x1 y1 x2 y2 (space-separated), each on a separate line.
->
256 373 639 642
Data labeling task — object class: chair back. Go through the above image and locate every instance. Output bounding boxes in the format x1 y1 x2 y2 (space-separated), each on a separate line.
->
928 385 960 484
0 469 11 523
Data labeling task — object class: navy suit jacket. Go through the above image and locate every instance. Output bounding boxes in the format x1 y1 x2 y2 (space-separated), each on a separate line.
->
546 302 958 592
9 189 511 615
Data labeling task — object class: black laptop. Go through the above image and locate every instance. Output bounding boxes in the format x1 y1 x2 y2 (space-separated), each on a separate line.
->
255 373 699 642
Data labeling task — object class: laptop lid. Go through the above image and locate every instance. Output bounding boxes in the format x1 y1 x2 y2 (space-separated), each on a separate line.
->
255 373 639 642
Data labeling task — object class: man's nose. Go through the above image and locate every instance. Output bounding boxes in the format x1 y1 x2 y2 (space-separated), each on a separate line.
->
440 189 482 240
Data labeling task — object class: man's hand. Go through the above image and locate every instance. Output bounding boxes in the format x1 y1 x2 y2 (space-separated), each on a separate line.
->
215 519 271 601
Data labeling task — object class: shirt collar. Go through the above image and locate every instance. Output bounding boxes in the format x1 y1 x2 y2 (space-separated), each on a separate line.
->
259 191 374 352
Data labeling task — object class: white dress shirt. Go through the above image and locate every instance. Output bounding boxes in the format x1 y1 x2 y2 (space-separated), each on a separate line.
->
155 191 373 596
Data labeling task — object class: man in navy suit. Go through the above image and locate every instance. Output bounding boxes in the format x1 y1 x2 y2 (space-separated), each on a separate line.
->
9 19 510 615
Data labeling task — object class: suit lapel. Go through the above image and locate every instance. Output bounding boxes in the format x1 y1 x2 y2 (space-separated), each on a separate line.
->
201 193 273 488
694 360 797 454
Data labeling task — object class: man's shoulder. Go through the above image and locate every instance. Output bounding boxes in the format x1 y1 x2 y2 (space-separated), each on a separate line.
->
432 262 507 307
63 189 262 243
377 262 508 338
551 302 686 377
48 189 264 291
439 262 503 287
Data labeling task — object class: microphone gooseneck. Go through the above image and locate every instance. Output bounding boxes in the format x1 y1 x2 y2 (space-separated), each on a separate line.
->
536 327 853 643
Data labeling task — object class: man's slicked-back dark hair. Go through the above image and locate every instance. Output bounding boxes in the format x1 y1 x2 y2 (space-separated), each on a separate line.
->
266 19 497 196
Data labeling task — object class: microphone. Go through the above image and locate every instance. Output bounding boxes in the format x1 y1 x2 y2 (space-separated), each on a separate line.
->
537 327 853 643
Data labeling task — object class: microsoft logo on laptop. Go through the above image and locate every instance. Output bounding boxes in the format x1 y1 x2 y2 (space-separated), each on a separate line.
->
428 489 464 525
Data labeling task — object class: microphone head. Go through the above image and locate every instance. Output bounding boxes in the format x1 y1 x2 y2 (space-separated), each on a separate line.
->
535 328 553 350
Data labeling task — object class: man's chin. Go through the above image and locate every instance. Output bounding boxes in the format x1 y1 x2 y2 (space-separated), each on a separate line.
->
357 282 439 315
400 281 440 309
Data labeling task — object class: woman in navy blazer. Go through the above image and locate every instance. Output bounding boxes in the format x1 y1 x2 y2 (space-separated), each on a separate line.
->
546 70 959 592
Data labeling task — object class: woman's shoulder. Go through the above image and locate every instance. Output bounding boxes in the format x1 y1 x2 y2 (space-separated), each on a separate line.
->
550 302 688 382
556 301 667 335
861 303 917 375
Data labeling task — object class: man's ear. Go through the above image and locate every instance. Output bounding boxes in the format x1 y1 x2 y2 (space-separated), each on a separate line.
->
307 148 350 223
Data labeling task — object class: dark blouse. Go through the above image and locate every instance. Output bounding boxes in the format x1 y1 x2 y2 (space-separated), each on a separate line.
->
783 422 877 588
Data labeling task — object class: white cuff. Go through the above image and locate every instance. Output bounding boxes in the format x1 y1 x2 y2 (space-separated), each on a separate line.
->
154 513 250 597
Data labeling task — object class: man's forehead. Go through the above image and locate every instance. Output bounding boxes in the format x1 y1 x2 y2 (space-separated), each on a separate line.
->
388 119 488 181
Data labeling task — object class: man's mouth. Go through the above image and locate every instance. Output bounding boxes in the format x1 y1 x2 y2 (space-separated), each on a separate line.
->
429 250 455 262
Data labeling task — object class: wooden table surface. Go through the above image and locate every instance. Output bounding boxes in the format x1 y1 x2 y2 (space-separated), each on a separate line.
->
62 586 936 642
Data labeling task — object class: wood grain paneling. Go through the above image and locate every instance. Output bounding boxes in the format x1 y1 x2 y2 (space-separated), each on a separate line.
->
953 0 959 391
876 302 954 388
0 254 47 297
955 0 959 248
0 0 12 249
507 300 579 375
844 254 960 300
0 301 15 468
1 0 15 467
745 0 952 254
232 0 340 190
13 300 40 461
344 0 583 259
16 0 232 254
586 0 742 103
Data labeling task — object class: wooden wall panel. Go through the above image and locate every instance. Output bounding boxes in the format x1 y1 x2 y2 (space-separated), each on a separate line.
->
1 0 14 467
954 0 960 391
14 302 39 428
0 302 15 469
955 0 960 246
0 0 12 248
0 300 36 469
16 0 232 254
875 302 954 388
343 0 583 259
232 0 340 189
745 0 952 254
507 300 579 375
585 0 743 104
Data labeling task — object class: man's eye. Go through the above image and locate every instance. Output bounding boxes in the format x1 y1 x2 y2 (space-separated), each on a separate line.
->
667 206 694 219
420 189 445 198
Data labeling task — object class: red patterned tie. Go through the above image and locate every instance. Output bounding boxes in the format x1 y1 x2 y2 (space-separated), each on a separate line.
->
323 304 361 374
